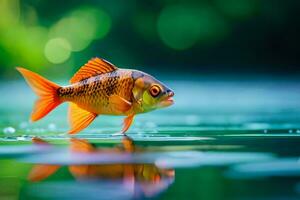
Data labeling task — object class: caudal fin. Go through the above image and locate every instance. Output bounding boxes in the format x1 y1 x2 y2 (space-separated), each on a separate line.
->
16 67 62 121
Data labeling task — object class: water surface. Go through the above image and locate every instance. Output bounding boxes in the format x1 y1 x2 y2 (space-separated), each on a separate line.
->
1 79 300 200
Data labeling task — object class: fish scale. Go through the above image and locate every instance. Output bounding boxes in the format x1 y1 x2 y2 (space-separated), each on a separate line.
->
59 69 134 115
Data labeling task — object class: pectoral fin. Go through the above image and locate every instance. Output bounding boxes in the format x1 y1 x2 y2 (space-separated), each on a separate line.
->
110 95 132 113
122 114 135 134
68 103 97 134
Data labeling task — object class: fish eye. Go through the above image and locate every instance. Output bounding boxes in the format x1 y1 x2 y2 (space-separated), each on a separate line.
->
149 85 161 97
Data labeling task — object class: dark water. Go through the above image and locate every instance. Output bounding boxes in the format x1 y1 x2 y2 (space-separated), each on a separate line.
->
1 79 300 200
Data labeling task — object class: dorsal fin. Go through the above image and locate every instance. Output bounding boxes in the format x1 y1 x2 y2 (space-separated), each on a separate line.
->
70 57 118 84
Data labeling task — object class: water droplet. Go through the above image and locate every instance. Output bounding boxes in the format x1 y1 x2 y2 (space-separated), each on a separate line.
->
289 129 293 134
48 123 56 131
16 136 26 141
296 130 300 134
3 127 16 134
263 129 268 134
16 135 31 141
19 122 28 129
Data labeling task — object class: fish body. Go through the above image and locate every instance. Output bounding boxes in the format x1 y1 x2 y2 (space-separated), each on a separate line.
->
59 69 138 115
17 57 174 134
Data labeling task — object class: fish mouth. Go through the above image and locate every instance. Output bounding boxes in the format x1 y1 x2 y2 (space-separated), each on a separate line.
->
159 96 174 107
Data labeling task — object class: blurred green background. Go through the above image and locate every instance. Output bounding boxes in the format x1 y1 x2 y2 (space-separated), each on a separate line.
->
0 0 299 80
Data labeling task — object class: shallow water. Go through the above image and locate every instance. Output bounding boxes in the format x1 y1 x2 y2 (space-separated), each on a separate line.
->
1 79 300 200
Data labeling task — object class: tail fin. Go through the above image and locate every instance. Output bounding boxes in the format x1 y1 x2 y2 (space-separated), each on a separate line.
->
16 67 62 121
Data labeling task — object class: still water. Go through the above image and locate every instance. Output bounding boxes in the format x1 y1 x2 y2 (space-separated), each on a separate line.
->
1 78 300 200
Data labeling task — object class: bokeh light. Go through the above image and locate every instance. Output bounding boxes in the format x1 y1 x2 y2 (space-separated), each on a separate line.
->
72 8 112 40
0 0 298 77
44 38 71 64
157 4 228 50
214 0 258 19
49 7 111 52
0 0 20 27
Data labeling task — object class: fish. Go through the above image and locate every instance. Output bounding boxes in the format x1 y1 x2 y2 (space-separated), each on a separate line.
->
28 137 175 198
16 57 174 134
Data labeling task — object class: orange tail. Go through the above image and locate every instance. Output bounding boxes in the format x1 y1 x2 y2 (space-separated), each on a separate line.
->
16 67 62 121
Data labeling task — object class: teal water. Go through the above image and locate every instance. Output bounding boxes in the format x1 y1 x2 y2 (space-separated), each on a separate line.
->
1 79 300 200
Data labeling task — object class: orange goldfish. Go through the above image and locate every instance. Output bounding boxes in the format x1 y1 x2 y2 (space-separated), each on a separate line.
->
17 57 174 134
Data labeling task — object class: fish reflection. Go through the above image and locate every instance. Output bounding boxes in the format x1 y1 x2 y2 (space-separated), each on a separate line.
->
28 136 175 198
